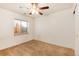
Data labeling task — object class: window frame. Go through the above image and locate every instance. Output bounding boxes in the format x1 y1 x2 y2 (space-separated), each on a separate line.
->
14 19 29 36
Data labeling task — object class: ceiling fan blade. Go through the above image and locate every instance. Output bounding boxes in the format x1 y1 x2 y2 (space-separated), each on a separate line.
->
39 12 43 15
29 12 32 15
39 6 49 10
73 4 77 14
29 12 43 15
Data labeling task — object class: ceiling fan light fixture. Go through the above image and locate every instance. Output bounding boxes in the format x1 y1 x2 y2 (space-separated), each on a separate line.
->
31 9 39 15
31 3 39 15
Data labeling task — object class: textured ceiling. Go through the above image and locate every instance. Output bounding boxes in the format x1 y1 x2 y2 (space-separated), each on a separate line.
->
0 3 74 18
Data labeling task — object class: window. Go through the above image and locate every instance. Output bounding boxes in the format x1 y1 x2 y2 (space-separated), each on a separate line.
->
14 19 28 35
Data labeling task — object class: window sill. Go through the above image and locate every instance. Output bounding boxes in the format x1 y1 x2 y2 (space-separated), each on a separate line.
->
14 32 28 36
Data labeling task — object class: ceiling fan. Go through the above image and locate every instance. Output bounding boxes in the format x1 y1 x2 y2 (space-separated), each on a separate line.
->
73 4 77 14
29 3 49 15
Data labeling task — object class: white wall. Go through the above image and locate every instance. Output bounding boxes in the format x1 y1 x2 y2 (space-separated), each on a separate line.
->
75 4 79 56
0 6 75 51
0 8 34 50
35 8 75 49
